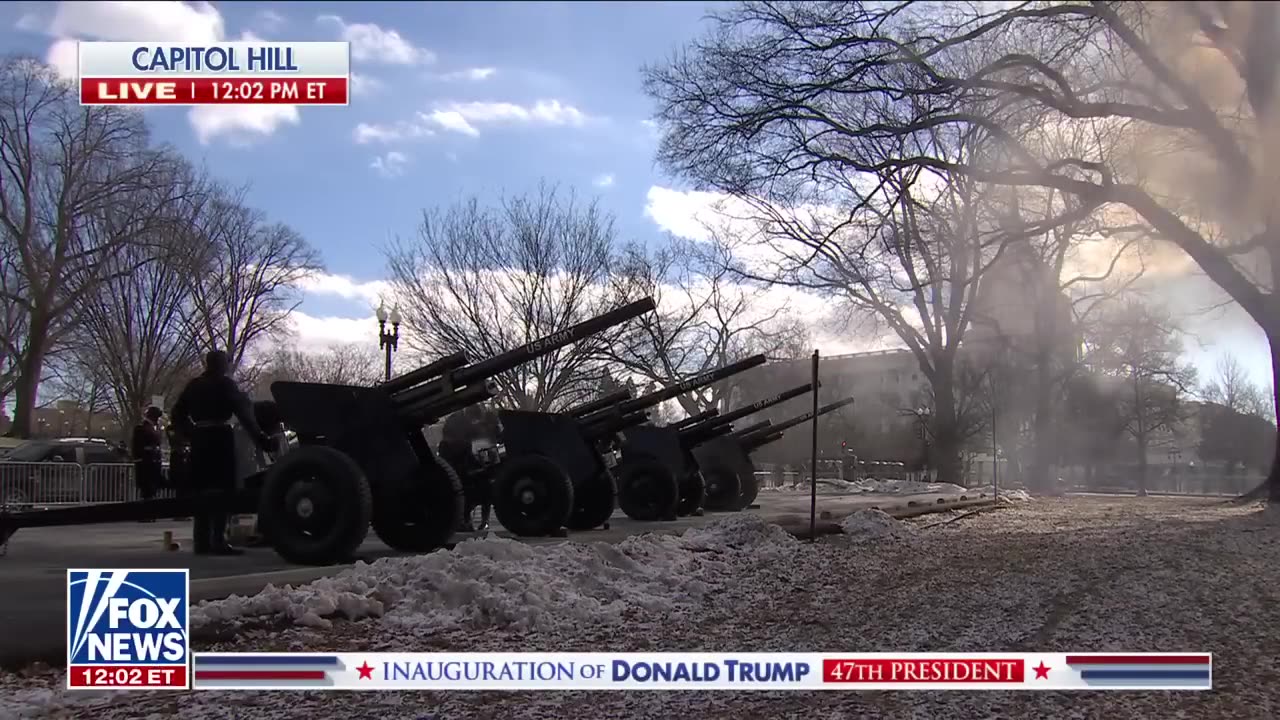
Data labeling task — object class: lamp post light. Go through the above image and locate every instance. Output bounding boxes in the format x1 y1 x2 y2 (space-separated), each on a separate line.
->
917 406 932 481
376 302 401 382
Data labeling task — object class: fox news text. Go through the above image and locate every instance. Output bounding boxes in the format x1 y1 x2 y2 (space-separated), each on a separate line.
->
67 569 190 690
77 42 350 106
189 652 1212 691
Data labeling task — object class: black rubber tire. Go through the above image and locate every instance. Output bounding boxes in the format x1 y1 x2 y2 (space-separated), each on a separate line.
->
567 471 617 530
676 471 705 516
257 446 372 565
701 463 743 512
492 455 575 537
371 457 465 552
733 468 760 511
616 456 680 521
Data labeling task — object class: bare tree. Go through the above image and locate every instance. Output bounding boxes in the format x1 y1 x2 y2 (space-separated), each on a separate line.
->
263 344 383 389
0 57 196 437
644 1 1280 497
183 186 323 379
1203 354 1270 419
75 168 212 430
1087 300 1197 494
386 185 618 411
607 238 810 414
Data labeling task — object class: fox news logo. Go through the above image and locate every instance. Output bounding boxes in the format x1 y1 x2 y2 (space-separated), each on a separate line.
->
66 569 189 690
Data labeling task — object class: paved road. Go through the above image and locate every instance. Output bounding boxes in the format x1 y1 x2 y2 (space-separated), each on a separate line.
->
0 491 962 669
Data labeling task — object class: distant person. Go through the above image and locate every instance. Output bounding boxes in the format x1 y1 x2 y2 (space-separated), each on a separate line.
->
131 406 164 514
439 404 492 532
171 350 272 556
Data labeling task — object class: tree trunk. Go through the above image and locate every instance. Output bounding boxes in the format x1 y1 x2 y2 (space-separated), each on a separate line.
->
6 315 51 439
1030 357 1054 493
932 375 963 486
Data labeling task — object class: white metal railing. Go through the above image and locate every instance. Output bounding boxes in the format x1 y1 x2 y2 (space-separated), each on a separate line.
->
0 462 177 508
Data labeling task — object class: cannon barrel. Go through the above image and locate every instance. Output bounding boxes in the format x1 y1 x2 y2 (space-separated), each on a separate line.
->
685 382 814 435
669 409 719 430
567 389 633 418
738 396 856 447
383 351 468 395
731 419 772 438
581 354 767 426
399 378 498 423
393 297 656 410
587 409 650 437
746 430 786 449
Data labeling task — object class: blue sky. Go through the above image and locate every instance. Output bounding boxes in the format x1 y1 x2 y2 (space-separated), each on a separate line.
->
0 1 1273 390
1 0 733 330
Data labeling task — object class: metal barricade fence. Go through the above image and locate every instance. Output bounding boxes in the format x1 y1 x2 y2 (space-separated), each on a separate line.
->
0 462 177 508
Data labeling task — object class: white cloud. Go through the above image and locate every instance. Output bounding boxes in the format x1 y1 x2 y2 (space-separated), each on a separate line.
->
47 0 224 42
353 120 434 144
593 174 616 188
188 104 301 146
370 151 409 178
429 67 497 82
353 99 592 144
253 9 286 34
350 72 385 96
288 312 383 353
425 109 479 137
317 15 434 65
644 186 750 243
298 272 389 306
45 38 79 79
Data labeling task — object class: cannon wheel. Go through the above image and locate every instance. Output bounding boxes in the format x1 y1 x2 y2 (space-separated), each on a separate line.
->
676 471 705 516
371 457 465 552
492 454 574 537
257 445 372 565
701 463 742 512
616 455 680 522
733 467 760 511
567 471 617 530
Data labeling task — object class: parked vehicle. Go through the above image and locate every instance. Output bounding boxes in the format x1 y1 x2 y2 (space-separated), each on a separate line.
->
1 439 131 507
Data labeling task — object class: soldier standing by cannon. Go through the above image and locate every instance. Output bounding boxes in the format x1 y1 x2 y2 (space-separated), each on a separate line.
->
439 404 498 532
131 406 165 511
170 350 273 555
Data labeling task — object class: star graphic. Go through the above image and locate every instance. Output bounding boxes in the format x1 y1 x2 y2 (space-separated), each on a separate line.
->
1034 662 1051 680
357 662 375 680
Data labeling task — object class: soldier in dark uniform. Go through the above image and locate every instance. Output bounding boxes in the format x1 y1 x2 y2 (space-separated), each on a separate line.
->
131 407 165 514
170 350 272 556
439 404 502 532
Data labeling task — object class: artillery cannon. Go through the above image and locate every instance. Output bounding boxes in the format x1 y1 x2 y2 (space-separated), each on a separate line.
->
694 396 856 511
489 354 768 534
0 298 656 566
587 355 769 522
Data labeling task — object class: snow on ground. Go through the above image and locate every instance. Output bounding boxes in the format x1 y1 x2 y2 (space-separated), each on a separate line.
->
4 497 1279 719
839 508 920 542
192 514 798 634
759 477 972 495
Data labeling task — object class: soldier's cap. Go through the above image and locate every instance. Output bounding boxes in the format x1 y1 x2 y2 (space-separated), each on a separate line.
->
144 406 164 420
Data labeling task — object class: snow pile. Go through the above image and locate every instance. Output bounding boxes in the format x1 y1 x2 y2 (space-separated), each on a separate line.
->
961 485 1032 504
839 509 919 542
192 516 797 635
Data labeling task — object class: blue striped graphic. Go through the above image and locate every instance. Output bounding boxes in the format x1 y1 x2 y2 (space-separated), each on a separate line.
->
1081 670 1210 681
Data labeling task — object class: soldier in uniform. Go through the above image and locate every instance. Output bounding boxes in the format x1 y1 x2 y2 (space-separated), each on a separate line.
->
438 404 497 532
131 406 165 508
170 350 272 556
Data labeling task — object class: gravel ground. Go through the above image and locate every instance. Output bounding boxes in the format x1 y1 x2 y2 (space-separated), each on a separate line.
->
3 496 1276 719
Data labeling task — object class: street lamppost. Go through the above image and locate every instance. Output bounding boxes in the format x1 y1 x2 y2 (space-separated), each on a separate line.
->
917 406 931 481
376 302 401 382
